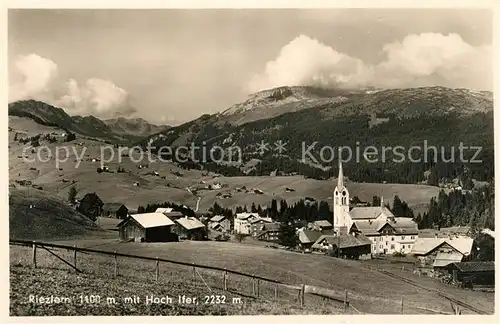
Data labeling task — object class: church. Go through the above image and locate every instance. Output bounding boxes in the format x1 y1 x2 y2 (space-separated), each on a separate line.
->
333 161 419 255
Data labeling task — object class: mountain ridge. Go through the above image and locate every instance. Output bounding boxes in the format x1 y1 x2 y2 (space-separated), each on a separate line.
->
8 100 169 143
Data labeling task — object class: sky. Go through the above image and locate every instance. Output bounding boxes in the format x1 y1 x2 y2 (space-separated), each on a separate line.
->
8 9 493 125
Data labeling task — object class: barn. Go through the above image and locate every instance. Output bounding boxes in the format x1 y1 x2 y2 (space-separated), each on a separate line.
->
445 261 495 288
312 233 372 259
117 212 177 242
173 217 206 240
102 203 129 219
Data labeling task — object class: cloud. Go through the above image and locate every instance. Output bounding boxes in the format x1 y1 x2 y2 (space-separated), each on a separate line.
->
57 78 136 118
9 54 58 102
9 54 135 118
248 33 492 92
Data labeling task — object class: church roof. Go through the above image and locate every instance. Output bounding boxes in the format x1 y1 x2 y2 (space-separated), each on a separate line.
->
349 206 394 220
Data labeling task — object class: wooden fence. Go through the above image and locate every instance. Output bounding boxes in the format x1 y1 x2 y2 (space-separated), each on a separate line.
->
11 239 353 312
10 239 470 315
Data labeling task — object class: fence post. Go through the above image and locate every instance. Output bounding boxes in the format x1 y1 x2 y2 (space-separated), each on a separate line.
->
73 245 77 273
252 278 256 295
114 251 118 277
192 265 196 286
400 296 404 314
344 289 348 312
274 283 278 299
223 269 227 291
155 257 159 281
32 242 37 269
300 284 305 307
256 279 260 298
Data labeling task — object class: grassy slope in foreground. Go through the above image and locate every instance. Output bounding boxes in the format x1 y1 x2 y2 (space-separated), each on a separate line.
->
10 245 348 316
10 240 494 315
8 187 106 241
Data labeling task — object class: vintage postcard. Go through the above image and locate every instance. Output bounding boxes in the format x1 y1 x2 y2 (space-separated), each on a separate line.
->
4 1 497 320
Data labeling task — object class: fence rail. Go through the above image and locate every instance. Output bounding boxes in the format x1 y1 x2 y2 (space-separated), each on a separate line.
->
9 239 471 314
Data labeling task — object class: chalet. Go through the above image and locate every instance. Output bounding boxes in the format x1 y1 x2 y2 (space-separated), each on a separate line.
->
309 220 333 231
250 217 273 237
411 237 474 269
481 229 495 239
155 207 173 214
312 233 372 260
117 213 176 242
102 203 129 219
298 230 323 251
256 223 280 242
349 216 418 255
444 262 495 288
209 215 231 233
173 217 206 240
233 212 259 235
155 208 185 221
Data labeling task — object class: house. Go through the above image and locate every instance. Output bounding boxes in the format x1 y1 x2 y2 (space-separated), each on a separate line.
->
298 230 323 251
444 262 495 288
350 217 419 255
208 215 231 233
310 220 333 231
256 223 281 242
411 237 474 269
155 208 185 221
250 217 273 237
173 217 206 240
481 229 495 239
102 203 129 219
233 212 259 235
155 207 173 214
117 212 177 242
312 233 372 259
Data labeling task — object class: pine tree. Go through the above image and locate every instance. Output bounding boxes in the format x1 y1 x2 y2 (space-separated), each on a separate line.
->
68 186 78 204
251 202 257 213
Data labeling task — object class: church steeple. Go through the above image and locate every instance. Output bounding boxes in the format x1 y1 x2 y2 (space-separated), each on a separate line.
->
337 160 344 190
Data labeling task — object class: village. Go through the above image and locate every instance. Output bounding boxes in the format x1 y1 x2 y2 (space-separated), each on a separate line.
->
92 162 495 292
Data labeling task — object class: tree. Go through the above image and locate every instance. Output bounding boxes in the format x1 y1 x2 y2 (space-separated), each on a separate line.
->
472 233 494 261
278 210 299 248
77 192 103 221
251 202 257 213
372 195 381 207
392 196 404 216
270 199 278 220
427 167 439 186
65 132 76 142
68 186 78 204
318 201 332 222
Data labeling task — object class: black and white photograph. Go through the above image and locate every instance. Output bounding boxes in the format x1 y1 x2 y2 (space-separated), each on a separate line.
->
6 3 496 317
